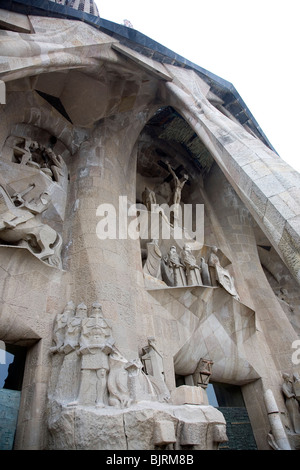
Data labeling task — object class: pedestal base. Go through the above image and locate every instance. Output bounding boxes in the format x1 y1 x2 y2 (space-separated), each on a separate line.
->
47 400 227 450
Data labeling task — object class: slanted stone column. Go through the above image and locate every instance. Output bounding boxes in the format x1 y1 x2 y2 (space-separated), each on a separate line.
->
63 107 157 360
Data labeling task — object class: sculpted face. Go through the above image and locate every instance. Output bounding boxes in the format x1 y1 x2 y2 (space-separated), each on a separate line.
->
91 302 103 316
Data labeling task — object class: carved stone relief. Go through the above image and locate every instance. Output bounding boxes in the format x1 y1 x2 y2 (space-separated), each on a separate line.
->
143 237 240 300
0 131 69 268
282 372 300 435
49 302 171 409
48 302 227 450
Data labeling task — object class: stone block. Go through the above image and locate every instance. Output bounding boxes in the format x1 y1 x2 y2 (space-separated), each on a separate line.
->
171 385 206 405
153 420 177 446
179 421 205 446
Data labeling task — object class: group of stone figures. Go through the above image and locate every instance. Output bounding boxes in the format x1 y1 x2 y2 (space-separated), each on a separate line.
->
11 136 67 185
143 240 240 300
50 301 170 408
0 136 67 267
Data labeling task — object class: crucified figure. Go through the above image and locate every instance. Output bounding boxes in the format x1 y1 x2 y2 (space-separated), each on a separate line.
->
166 161 189 206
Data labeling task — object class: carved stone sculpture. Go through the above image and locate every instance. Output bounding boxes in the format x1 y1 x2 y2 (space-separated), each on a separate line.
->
200 256 212 286
208 246 239 299
52 302 86 403
293 373 300 402
161 245 186 287
76 302 115 407
143 239 162 280
166 161 188 224
47 301 227 450
166 161 188 206
50 301 75 354
50 301 172 409
107 349 133 408
0 181 62 267
141 337 170 402
12 138 39 166
63 302 87 354
193 358 214 389
282 372 300 434
11 136 68 186
181 243 202 286
142 186 156 211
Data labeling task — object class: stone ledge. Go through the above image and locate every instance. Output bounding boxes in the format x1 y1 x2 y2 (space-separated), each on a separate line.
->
47 400 227 450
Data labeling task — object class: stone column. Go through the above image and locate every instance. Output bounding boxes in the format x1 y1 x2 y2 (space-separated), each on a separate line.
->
63 107 158 360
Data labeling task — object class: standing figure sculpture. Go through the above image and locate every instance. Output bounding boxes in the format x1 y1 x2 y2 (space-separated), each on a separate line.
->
282 372 300 434
200 257 212 286
53 302 87 403
76 302 115 407
162 245 187 287
181 244 202 286
143 239 162 280
50 301 75 354
142 186 157 212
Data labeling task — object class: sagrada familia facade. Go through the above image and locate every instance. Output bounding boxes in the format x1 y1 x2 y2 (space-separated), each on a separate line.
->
0 0 299 451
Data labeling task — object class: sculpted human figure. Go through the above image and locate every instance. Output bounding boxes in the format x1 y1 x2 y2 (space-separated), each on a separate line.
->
208 246 239 299
12 137 39 167
200 256 212 286
282 372 300 434
76 302 114 407
142 186 156 212
181 243 202 286
163 245 186 287
107 349 132 408
143 239 162 280
63 302 87 354
41 146 68 185
141 337 170 402
0 180 62 267
50 301 75 354
53 302 87 403
11 136 68 186
166 162 188 206
293 372 300 403
166 161 189 225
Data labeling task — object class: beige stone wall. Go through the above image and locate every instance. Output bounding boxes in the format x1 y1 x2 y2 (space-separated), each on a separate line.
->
0 12 300 450
203 166 298 448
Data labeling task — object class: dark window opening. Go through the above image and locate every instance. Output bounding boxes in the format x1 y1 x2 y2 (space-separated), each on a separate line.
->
207 382 245 407
0 343 27 391
207 382 257 450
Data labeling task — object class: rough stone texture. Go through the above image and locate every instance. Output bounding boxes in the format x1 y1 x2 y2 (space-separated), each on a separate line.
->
0 7 299 451
47 402 226 450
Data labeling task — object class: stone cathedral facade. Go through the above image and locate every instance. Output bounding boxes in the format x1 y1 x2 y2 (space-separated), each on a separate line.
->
0 0 299 451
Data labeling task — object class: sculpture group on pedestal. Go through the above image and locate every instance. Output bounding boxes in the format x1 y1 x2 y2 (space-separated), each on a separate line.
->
143 239 240 300
50 302 171 409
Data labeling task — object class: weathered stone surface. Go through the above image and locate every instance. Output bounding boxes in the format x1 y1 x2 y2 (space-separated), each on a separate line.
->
0 6 299 452
47 402 227 450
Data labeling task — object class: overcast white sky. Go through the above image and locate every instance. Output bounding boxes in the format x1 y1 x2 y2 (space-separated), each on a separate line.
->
96 0 300 173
